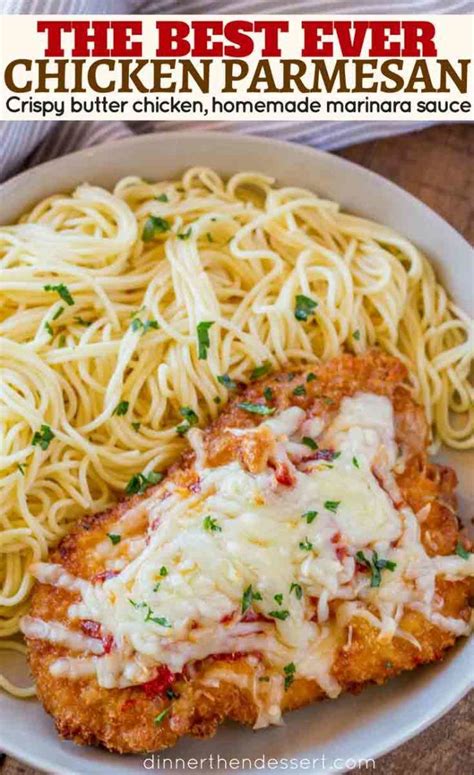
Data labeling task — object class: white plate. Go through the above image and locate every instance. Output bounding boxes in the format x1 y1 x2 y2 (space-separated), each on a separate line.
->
1 132 472 775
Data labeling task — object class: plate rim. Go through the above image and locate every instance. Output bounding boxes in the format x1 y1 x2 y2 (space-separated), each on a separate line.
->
0 129 472 774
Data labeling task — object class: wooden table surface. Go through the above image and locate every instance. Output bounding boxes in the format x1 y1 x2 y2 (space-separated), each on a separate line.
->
2 123 473 775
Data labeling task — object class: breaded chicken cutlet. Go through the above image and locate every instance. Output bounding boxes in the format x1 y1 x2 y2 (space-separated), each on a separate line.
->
23 351 473 753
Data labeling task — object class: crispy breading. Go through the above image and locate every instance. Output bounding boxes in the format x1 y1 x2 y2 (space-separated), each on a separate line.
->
26 351 472 753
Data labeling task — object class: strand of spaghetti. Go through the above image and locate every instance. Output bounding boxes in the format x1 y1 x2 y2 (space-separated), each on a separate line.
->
0 641 36 697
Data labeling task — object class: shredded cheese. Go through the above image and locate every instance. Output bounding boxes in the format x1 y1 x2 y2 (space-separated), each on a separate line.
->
22 393 474 727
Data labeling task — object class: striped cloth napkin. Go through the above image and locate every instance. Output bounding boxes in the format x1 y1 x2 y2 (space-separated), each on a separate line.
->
1 0 470 181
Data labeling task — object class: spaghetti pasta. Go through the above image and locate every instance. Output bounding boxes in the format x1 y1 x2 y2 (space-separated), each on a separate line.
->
0 167 472 696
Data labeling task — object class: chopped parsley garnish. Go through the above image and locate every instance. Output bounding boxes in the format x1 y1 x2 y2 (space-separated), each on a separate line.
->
283 662 296 690
178 406 198 427
206 232 214 243
154 707 171 725
196 321 214 360
44 283 74 306
294 294 317 321
44 321 53 336
131 422 141 432
130 599 171 628
302 510 318 524
290 582 303 600
217 374 237 390
153 582 161 592
52 306 64 320
274 593 283 605
17 463 26 476
213 396 221 404
292 385 306 397
58 334 66 347
74 316 92 327
125 470 163 495
107 533 121 545
373 555 397 575
203 515 222 532
353 329 361 341
131 317 159 334
324 500 340 513
147 471 163 485
263 386 273 402
160 566 168 577
302 436 318 450
113 400 129 416
299 538 313 552
356 550 397 588
455 542 470 560
250 361 272 381
306 372 317 383
145 608 171 627
156 193 168 202
144 319 159 332
176 406 199 435
268 609 290 621
237 401 275 416
32 425 55 450
241 584 262 614
178 226 192 240
129 599 146 609
352 456 360 468
142 215 171 241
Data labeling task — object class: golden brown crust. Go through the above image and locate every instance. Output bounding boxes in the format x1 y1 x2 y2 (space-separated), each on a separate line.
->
26 350 471 753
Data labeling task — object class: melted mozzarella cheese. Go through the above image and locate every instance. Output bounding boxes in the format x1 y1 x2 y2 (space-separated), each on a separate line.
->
263 406 306 437
322 392 398 470
21 616 104 655
23 392 473 726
